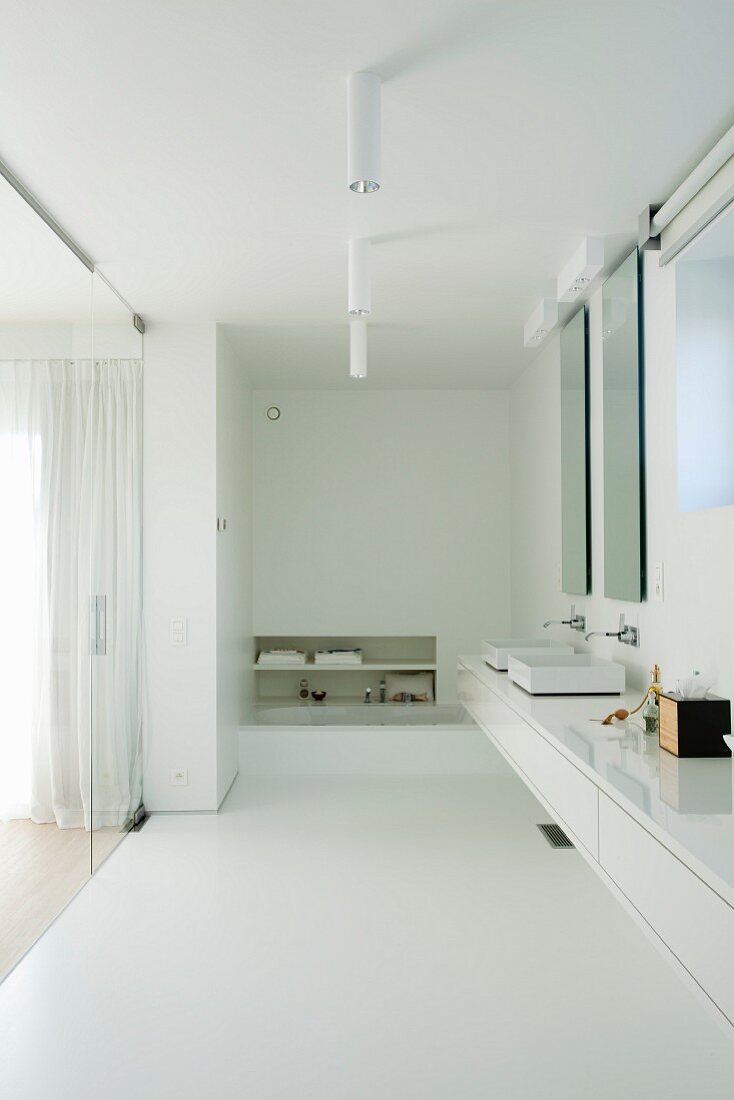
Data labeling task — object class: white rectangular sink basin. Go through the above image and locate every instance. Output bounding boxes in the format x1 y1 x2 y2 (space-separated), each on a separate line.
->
482 638 575 671
507 653 625 695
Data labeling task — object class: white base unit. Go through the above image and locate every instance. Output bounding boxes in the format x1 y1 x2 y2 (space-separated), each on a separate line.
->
485 708 599 858
507 653 625 695
599 794 734 1025
482 637 574 671
458 654 734 1032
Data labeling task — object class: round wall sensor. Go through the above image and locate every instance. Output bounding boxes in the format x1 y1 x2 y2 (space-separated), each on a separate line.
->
266 406 281 421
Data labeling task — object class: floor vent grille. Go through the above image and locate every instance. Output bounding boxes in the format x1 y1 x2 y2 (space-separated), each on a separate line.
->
537 823 575 849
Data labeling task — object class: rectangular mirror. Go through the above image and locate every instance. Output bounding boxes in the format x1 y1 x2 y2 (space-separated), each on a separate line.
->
560 306 590 594
602 248 645 601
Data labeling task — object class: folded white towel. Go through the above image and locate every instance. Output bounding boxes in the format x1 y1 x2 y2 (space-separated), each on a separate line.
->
314 650 363 665
258 649 307 665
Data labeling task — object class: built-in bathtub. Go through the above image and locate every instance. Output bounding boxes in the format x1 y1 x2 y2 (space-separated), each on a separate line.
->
239 707 507 776
240 703 502 777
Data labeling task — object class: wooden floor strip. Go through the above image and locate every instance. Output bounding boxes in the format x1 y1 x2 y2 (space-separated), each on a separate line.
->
0 820 126 981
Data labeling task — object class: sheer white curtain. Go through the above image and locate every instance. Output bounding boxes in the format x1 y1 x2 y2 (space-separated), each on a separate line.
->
0 359 143 829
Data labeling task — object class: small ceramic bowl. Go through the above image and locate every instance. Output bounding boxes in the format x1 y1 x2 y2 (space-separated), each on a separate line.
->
311 690 327 702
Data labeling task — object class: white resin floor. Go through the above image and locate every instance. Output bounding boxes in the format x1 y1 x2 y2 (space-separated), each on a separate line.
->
1 769 734 1098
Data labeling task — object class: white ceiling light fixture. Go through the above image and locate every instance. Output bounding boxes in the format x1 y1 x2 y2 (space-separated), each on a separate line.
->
556 237 604 302
348 238 371 315
350 319 367 379
347 72 381 193
523 298 558 348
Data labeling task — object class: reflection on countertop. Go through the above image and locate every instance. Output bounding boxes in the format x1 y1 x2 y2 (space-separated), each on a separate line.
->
459 655 734 902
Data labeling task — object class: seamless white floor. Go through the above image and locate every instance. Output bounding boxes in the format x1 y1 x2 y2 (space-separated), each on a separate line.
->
1 767 734 1098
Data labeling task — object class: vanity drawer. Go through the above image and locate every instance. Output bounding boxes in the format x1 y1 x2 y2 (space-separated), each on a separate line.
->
487 716 599 858
599 793 734 1023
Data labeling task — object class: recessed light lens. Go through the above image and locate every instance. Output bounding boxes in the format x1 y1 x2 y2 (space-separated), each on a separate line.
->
350 180 380 193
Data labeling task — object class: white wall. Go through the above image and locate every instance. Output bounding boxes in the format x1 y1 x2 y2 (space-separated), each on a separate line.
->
510 337 562 637
252 390 511 700
143 324 218 810
0 323 74 359
510 251 734 700
215 327 253 804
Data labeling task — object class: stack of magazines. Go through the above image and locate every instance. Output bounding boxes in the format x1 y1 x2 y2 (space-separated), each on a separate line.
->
314 648 363 666
257 648 307 666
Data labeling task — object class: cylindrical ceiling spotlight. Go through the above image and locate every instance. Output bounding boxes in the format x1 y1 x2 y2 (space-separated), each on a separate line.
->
348 238 371 316
347 72 381 193
350 319 367 379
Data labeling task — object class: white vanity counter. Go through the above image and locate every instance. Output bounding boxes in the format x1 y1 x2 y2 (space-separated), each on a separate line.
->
459 655 734 1027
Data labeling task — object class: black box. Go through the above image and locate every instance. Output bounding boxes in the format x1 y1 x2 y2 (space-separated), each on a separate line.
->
659 693 731 759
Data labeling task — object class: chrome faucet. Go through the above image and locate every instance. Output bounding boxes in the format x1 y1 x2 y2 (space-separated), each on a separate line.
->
585 613 639 647
543 604 586 632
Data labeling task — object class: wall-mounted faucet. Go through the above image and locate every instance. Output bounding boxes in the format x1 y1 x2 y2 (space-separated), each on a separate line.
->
585 613 639 647
543 604 586 632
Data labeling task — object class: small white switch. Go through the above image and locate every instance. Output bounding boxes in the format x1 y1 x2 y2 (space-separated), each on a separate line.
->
170 768 188 786
653 562 664 602
170 617 187 646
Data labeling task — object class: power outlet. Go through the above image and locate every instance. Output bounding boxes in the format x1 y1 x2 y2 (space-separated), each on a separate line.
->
170 768 188 786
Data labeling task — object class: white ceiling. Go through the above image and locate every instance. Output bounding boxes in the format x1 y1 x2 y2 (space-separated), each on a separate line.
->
1 0 733 387
0 175 91 324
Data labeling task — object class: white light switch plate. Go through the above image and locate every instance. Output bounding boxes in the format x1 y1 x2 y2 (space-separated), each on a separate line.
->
170 768 188 786
653 562 664 602
170 617 187 646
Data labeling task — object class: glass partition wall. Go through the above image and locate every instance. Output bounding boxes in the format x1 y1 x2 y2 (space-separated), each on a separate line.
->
89 273 144 872
0 172 143 977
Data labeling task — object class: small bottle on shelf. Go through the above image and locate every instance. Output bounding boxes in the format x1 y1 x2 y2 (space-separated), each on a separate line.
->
299 678 309 700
